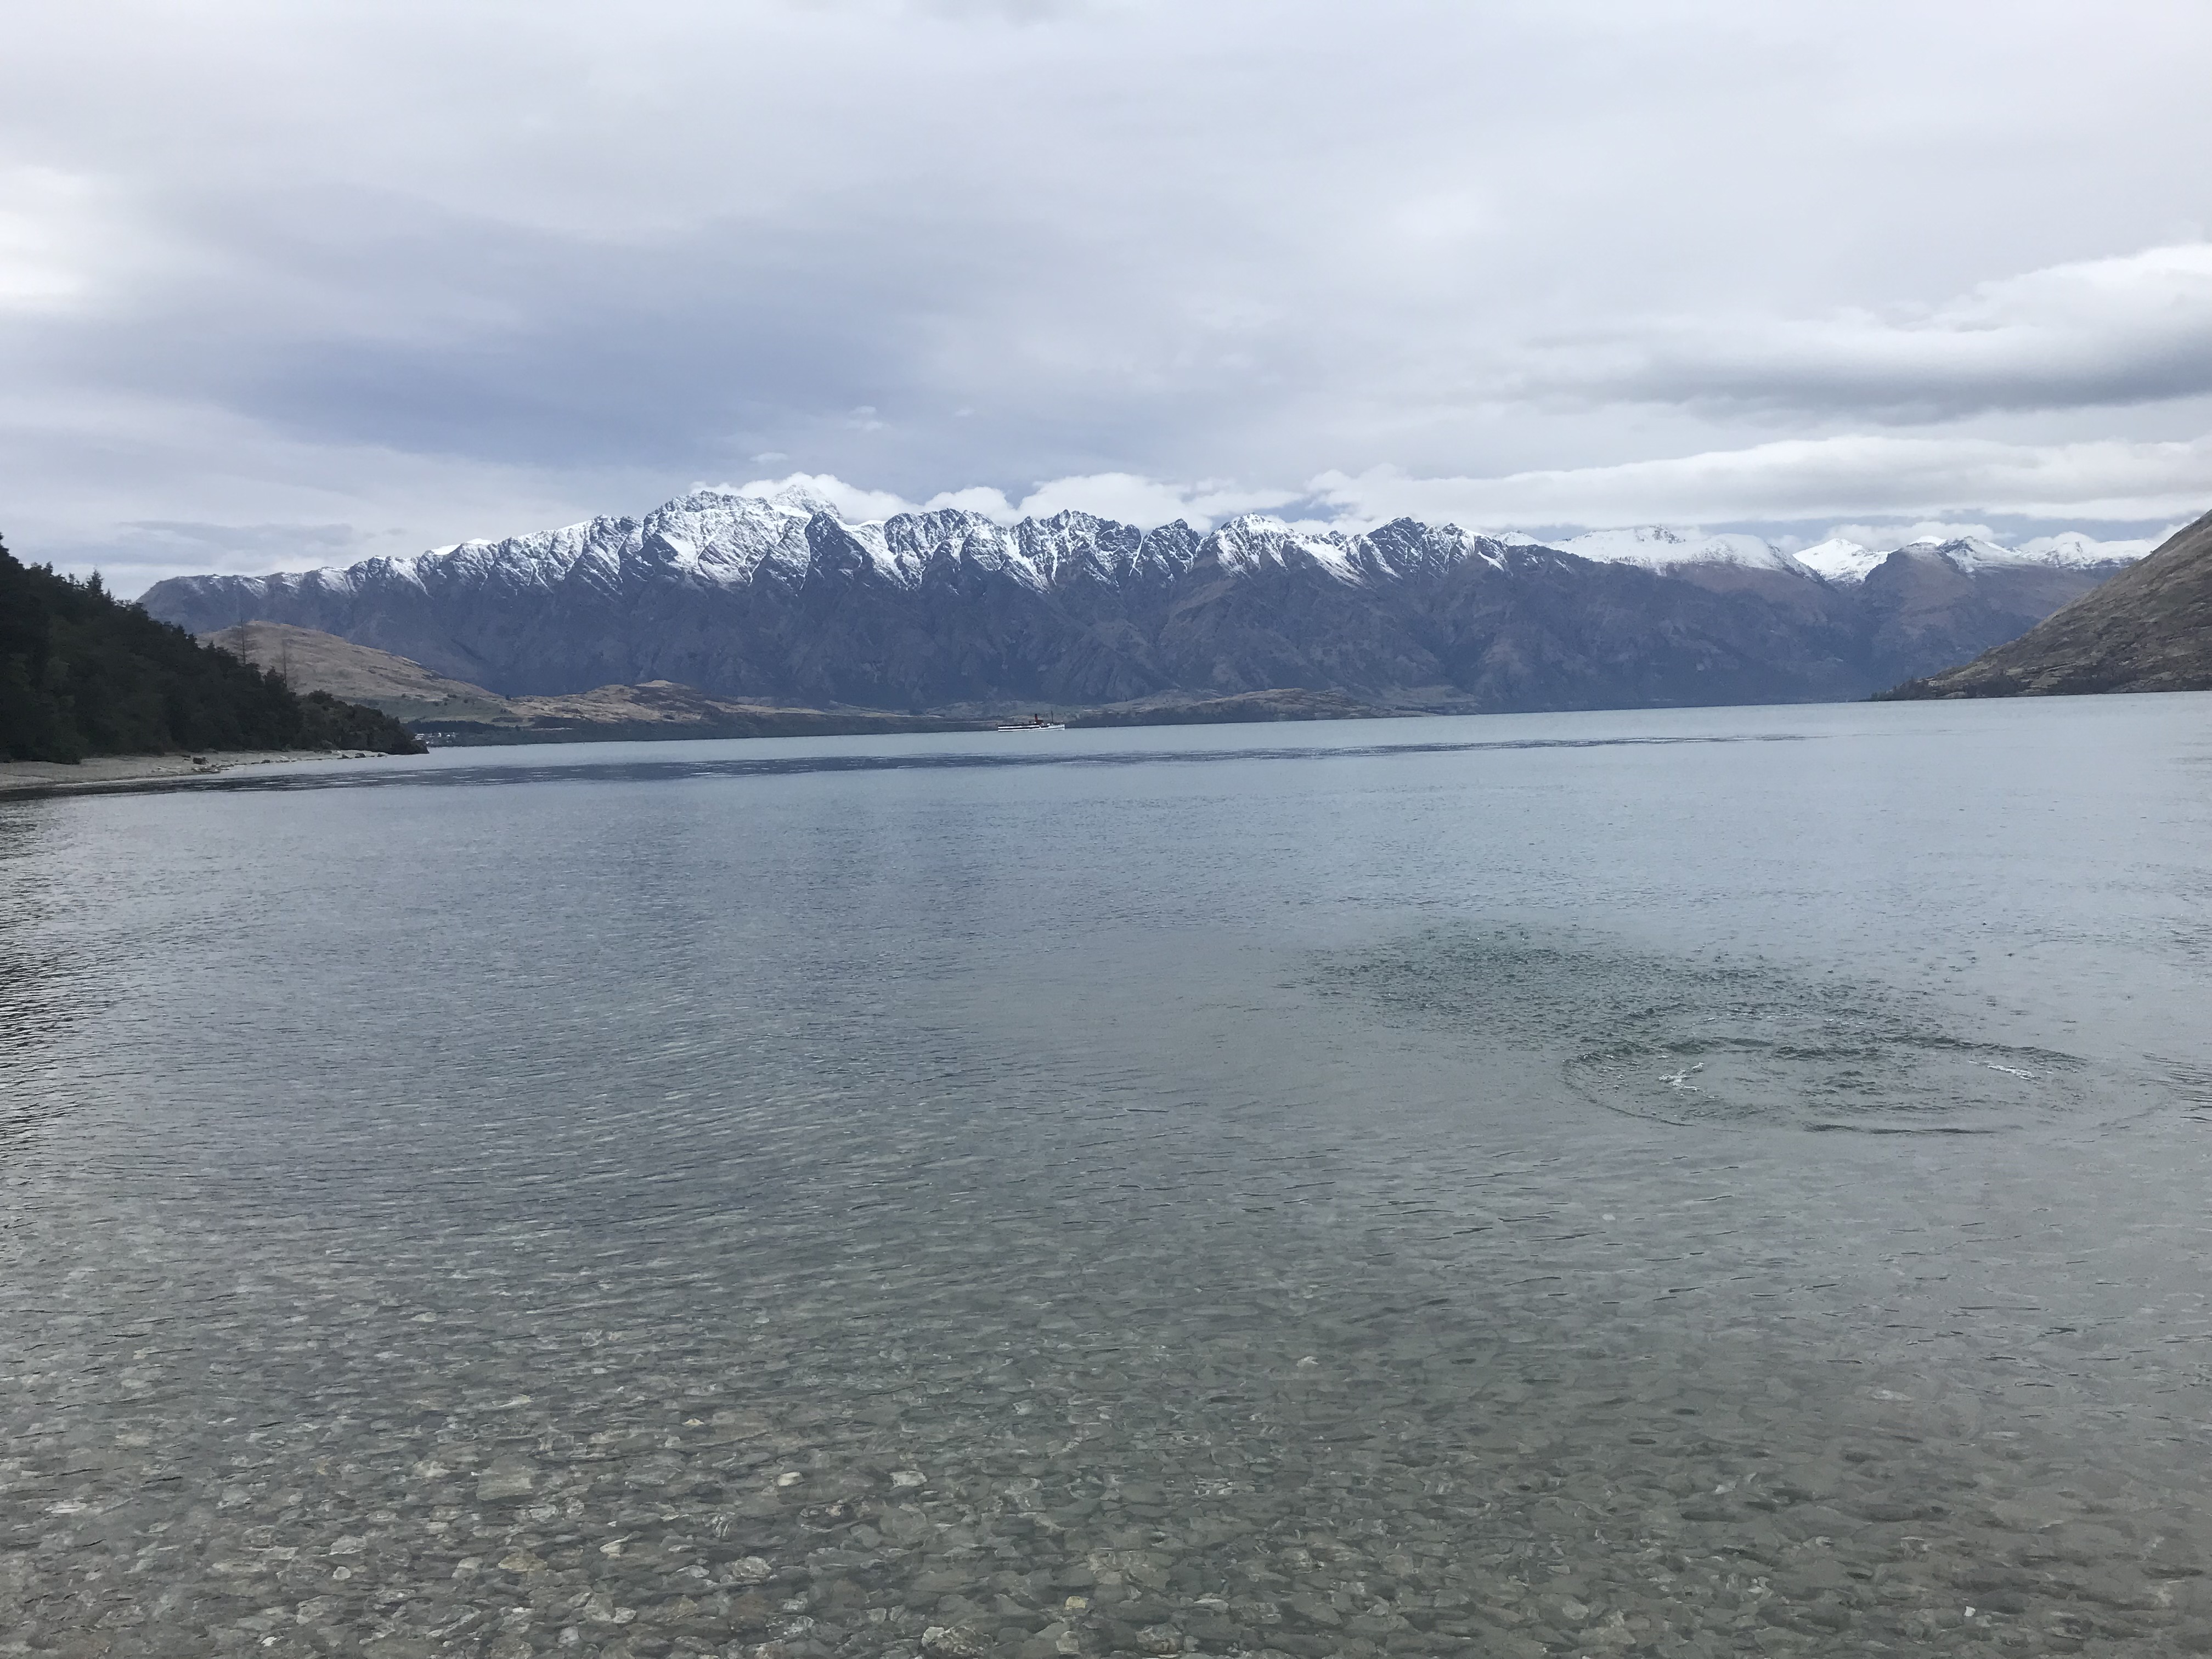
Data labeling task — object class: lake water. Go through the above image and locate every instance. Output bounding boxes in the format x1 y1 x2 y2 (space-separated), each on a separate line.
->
4 695 2211 1658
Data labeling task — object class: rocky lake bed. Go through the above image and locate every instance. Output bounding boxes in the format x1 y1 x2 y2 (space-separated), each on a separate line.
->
6 700 2211 1656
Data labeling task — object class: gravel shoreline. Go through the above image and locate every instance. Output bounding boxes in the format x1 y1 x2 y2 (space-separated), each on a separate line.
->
0 748 394 799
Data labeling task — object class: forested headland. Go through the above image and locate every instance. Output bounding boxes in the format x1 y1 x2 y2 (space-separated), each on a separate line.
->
2 538 425 763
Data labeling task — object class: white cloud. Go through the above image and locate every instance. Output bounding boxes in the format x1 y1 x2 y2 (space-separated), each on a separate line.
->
1000 473 1300 528
0 165 116 313
1310 433 2212 532
0 381 632 596
1819 521 1999 553
919 484 1018 520
1532 243 2212 420
714 437 2209 545
726 472 918 523
705 471 1300 530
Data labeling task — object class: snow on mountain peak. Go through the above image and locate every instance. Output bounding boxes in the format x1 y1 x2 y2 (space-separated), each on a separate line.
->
153 484 2161 613
2010 528 2170 567
1792 538 1886 583
1899 533 2017 569
1209 515 1368 582
1891 533 2121 575
755 482 847 518
1558 526 1798 574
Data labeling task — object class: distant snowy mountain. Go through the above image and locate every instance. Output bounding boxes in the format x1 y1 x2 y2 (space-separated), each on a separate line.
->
1793 538 1893 583
1547 524 2141 584
141 488 2146 714
1881 510 2212 700
1555 525 1802 575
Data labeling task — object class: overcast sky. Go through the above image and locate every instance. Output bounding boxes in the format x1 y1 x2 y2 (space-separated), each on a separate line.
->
4 0 2209 593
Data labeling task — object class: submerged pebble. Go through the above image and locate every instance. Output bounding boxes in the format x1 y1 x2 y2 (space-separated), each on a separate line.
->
6 714 2211 1656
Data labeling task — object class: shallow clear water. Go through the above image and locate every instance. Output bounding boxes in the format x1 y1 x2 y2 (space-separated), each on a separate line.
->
4 695 2211 1658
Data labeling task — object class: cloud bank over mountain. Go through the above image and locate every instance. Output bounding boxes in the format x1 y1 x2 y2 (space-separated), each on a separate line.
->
707 448 2188 569
2 1 2207 593
1509 244 2212 422
1308 434 2212 538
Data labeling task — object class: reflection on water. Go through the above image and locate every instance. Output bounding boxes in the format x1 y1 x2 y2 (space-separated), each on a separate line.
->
84 727 1819 800
3 697 2211 1657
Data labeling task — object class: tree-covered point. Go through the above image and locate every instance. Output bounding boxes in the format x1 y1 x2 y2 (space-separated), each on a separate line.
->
2 538 425 763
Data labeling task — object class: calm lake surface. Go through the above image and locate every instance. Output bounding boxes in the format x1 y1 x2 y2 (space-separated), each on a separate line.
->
4 696 2211 1658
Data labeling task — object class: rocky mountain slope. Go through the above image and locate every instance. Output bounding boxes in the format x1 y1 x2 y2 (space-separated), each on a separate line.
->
204 623 991 742
144 488 2143 713
1878 510 2212 699
204 622 515 724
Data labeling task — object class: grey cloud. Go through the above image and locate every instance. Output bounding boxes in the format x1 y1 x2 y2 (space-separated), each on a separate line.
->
4 0 2211 577
20 194 938 470
1311 433 2212 530
1519 246 2212 421
41 521 372 590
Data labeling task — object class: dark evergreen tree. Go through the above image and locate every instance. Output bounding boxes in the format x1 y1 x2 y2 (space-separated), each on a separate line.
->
0 535 425 763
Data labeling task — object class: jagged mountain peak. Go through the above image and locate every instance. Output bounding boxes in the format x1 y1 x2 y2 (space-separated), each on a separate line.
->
1898 533 2016 567
752 481 849 518
659 481 841 520
140 488 2153 617
251 491 2145 601
135 485 2166 715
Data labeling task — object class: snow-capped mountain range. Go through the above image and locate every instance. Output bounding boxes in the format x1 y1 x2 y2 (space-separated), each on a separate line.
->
141 486 2145 713
1539 522 2136 580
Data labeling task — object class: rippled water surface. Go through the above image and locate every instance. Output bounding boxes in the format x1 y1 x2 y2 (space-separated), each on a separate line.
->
4 696 2212 1658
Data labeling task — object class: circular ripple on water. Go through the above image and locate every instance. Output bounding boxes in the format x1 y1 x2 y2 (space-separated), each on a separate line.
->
1563 1003 2086 1133
1308 927 2135 1136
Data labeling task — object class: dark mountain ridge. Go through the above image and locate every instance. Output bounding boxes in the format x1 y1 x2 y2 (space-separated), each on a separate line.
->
1879 509 2212 700
139 488 2142 714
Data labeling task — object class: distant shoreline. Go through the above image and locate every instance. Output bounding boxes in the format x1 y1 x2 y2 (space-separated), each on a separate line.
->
0 748 393 800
